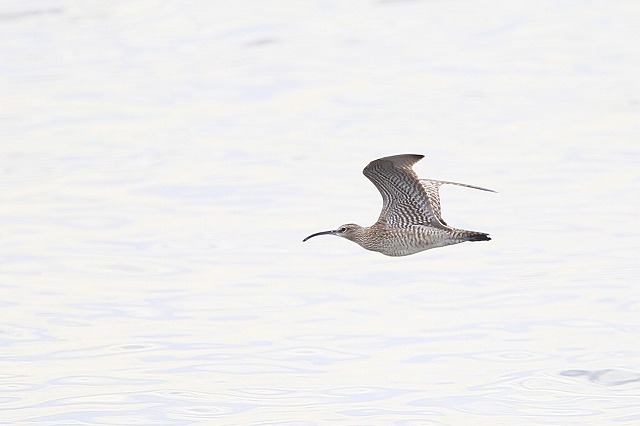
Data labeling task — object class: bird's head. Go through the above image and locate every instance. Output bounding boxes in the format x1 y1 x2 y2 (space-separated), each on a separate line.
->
303 223 363 243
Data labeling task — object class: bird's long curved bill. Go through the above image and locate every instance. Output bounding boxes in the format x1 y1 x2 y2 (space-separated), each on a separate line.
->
302 230 336 242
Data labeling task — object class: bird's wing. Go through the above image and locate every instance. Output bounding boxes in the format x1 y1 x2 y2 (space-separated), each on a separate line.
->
419 179 496 225
363 154 443 227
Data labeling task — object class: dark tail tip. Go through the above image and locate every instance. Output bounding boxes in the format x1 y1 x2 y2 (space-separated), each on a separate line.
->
468 233 491 242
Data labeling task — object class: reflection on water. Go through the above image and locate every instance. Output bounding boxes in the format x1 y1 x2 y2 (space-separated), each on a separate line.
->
1 0 639 424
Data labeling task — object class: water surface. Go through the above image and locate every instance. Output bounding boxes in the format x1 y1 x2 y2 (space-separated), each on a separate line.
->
1 1 639 424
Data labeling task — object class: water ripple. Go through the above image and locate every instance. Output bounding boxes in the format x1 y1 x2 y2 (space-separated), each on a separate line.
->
256 346 367 365
560 369 640 386
322 386 409 402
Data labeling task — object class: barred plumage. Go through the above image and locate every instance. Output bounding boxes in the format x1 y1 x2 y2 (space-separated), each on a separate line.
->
303 154 495 256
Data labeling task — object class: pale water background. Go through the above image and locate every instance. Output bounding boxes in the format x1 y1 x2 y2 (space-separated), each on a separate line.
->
1 1 639 425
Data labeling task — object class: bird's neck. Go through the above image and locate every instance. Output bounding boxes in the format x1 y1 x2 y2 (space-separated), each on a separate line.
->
349 225 380 252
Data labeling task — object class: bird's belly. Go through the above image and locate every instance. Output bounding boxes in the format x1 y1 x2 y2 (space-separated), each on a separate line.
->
373 227 462 257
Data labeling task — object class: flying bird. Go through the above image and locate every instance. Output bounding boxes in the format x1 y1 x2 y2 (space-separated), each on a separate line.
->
303 154 495 256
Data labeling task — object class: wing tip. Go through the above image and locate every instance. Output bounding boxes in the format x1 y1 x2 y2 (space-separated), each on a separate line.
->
423 179 497 193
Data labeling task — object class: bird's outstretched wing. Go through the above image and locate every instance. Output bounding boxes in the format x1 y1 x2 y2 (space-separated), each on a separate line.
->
363 154 443 227
419 179 496 225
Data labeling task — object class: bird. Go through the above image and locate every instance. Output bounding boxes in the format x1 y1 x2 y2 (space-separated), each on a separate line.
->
302 154 495 256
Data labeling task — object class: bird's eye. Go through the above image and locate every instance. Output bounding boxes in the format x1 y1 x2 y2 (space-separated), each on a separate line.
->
339 227 347 232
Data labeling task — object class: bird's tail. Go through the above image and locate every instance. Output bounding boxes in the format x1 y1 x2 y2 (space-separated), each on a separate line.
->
466 232 491 242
